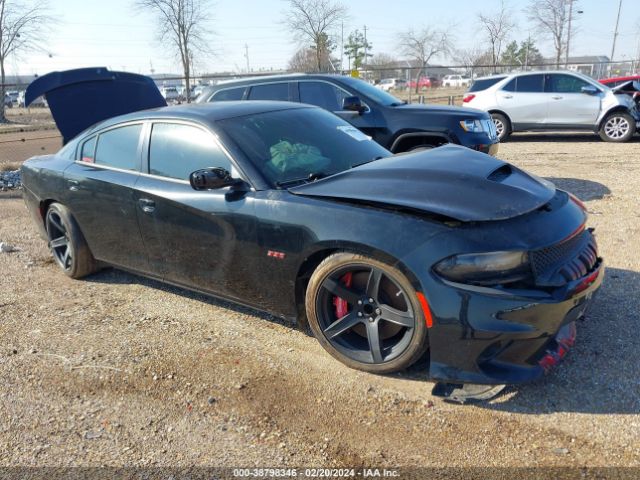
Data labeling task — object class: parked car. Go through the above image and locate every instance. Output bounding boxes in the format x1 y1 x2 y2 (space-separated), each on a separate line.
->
442 75 471 88
197 74 499 156
464 71 640 142
23 68 603 401
3 93 12 108
599 74 640 88
6 90 19 106
377 78 407 92
159 86 180 103
407 77 432 89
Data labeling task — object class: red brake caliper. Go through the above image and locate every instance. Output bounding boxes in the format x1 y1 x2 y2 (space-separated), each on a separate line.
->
333 272 353 318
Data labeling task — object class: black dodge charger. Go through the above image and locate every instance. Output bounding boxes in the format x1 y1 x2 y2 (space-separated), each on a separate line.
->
21 68 603 401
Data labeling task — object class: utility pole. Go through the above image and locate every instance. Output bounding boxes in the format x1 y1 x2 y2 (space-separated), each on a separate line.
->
244 44 250 73
340 22 344 73
565 0 573 68
363 25 368 75
524 34 530 70
610 0 623 63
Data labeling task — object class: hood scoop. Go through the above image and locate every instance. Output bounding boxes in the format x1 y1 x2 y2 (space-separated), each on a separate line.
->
290 145 556 222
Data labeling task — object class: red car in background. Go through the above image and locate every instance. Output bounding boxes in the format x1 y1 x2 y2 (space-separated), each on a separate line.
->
408 76 434 89
599 75 640 88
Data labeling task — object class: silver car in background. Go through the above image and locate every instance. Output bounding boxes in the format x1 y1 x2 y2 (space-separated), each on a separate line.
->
463 70 640 142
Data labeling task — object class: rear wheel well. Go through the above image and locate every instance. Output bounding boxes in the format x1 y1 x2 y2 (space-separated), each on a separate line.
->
390 133 449 153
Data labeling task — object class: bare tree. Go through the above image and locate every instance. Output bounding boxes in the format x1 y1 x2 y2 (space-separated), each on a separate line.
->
398 27 451 93
283 0 347 72
288 45 338 72
454 46 493 77
478 0 515 72
527 0 578 67
0 0 51 122
368 52 398 81
136 0 213 101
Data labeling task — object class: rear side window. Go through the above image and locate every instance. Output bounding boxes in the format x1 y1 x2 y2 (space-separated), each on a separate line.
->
514 74 544 93
468 77 506 92
149 123 231 181
248 83 289 101
94 124 142 171
212 87 245 101
80 136 96 163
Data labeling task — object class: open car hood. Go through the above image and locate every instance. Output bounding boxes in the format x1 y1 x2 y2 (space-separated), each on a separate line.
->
26 67 167 143
611 80 640 94
290 145 556 222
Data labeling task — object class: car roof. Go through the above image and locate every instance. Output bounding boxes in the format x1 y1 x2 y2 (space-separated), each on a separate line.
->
90 101 310 131
204 73 361 90
600 75 640 83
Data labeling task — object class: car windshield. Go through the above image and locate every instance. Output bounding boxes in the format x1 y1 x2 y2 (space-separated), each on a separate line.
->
339 76 405 106
218 107 391 188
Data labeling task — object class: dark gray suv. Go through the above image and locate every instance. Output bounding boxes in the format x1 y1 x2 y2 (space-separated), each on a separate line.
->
197 74 499 156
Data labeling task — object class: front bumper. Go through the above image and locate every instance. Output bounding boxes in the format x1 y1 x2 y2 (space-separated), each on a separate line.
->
427 260 604 385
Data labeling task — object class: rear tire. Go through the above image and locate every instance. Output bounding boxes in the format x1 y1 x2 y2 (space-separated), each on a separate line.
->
305 252 428 374
45 203 98 279
491 113 511 141
599 112 635 142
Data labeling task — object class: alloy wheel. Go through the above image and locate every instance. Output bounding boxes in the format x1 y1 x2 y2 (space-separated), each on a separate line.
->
492 118 505 137
46 210 72 271
315 265 416 364
604 116 630 140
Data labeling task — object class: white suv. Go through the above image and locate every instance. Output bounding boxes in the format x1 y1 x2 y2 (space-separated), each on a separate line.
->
463 70 640 142
442 75 471 88
377 78 407 92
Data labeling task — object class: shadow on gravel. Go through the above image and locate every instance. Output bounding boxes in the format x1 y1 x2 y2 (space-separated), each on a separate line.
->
479 267 640 415
545 177 611 201
506 133 640 143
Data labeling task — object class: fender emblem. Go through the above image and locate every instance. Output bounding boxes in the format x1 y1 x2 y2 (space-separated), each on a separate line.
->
267 250 286 260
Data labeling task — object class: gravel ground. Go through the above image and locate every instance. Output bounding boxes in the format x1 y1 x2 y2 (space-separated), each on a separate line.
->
1 133 639 474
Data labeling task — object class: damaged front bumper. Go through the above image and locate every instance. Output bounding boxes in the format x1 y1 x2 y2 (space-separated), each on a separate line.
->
427 259 604 401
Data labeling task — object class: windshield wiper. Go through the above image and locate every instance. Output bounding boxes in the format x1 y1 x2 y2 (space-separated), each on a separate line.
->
351 156 384 168
276 172 327 188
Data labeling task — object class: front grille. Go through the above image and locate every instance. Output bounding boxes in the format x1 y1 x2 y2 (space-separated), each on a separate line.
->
530 229 598 286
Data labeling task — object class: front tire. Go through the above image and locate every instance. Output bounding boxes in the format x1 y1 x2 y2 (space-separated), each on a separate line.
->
599 112 635 142
45 203 98 279
491 112 511 141
305 252 428 374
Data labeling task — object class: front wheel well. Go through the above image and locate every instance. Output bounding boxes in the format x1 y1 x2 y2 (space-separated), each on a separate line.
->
598 107 632 129
390 133 450 153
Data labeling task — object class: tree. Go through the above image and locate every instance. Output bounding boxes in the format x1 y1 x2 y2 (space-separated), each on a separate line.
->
527 0 579 67
477 0 515 72
454 46 493 77
343 29 372 70
283 0 347 72
500 39 543 69
289 44 338 72
0 0 51 122
368 52 398 81
500 40 520 67
398 27 451 93
136 0 213 101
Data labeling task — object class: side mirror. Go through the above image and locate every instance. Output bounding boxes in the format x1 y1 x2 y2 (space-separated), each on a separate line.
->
342 96 366 114
189 167 239 190
581 85 599 95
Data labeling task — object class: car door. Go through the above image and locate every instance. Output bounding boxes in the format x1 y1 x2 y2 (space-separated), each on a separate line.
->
296 80 383 140
134 121 259 299
544 73 601 126
496 74 547 127
63 122 150 273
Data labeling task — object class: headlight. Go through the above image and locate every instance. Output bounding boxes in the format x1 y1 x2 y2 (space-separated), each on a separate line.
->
433 251 530 286
459 119 484 133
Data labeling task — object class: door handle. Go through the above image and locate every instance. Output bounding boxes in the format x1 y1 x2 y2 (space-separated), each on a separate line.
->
552 96 563 100
68 179 79 192
138 198 155 213
501 94 513 99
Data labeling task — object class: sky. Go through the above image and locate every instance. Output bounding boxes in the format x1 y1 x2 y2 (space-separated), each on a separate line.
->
14 0 640 78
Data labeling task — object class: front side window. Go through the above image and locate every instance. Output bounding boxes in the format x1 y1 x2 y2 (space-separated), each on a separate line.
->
515 74 544 93
545 74 591 93
248 83 289 101
94 124 142 171
219 107 391 188
299 81 350 111
149 123 231 181
212 87 245 101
